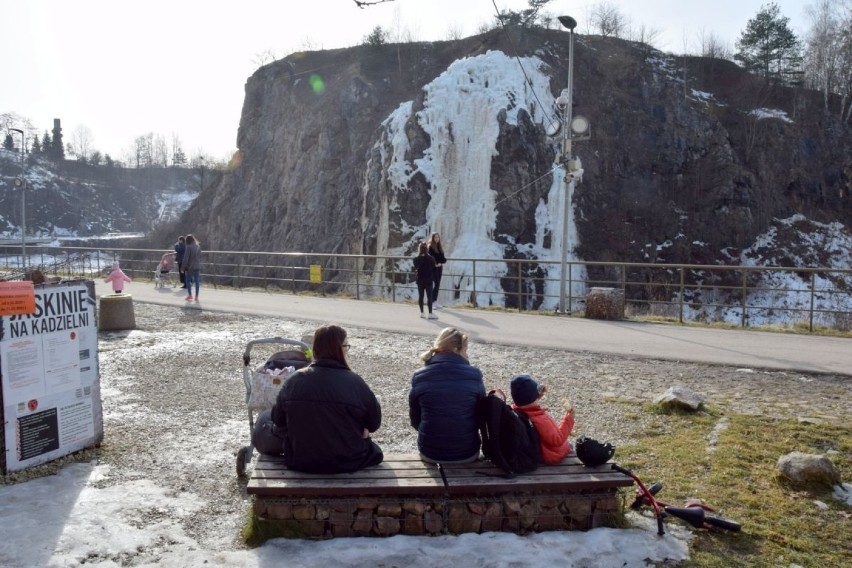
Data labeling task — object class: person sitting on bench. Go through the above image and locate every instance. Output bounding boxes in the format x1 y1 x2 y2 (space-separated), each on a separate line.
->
252 324 384 473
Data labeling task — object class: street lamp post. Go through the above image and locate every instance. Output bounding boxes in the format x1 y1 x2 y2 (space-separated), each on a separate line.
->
554 16 591 315
557 16 577 315
10 128 26 270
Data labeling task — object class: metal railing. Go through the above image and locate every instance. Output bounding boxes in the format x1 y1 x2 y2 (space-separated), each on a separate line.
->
2 245 850 332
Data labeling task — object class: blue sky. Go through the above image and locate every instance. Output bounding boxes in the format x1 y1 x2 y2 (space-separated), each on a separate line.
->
1 0 810 163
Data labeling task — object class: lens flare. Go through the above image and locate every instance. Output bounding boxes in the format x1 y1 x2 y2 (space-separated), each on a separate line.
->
309 74 325 94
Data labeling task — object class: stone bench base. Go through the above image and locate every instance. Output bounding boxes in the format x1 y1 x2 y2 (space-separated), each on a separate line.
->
247 453 630 540
253 491 623 539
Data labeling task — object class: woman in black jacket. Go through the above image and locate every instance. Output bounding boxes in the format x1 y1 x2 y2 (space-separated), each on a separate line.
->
253 324 384 473
427 232 447 308
413 241 437 319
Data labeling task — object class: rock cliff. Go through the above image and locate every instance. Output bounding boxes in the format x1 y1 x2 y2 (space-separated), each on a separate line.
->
185 27 851 307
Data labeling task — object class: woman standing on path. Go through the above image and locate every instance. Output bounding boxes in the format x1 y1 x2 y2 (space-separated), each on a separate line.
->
182 234 201 301
413 242 438 319
427 233 446 308
174 236 186 289
408 327 485 463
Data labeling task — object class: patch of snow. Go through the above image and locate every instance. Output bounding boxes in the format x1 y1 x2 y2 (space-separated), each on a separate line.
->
749 108 793 123
833 483 852 507
0 462 693 567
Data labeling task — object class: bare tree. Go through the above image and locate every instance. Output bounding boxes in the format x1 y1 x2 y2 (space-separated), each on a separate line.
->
476 19 497 35
70 125 94 162
153 134 168 167
589 1 627 38
629 23 662 49
696 28 731 59
803 0 850 116
134 134 154 168
445 23 464 41
252 49 278 67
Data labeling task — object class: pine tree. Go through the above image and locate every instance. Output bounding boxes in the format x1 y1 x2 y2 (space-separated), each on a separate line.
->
735 3 802 82
42 131 51 154
31 136 41 154
3 133 13 150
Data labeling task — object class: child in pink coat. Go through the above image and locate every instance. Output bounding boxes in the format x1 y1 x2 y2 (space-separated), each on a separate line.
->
510 374 576 465
104 261 132 294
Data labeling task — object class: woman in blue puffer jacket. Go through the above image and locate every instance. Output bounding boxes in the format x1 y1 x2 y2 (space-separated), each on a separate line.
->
409 327 485 463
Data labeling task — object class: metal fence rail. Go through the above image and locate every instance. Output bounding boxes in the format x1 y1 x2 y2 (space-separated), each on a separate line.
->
2 245 850 332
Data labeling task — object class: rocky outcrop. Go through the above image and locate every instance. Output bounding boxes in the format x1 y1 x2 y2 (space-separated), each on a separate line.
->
184 28 852 307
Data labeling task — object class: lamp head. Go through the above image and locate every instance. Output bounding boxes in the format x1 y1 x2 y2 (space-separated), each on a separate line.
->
558 16 577 31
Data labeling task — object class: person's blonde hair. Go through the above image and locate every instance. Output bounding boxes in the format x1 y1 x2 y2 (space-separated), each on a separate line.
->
420 327 468 362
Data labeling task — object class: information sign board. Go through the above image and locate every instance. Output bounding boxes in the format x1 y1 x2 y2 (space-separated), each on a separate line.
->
0 281 103 473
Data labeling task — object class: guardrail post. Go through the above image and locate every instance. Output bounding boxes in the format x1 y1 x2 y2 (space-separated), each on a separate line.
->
391 268 396 303
809 271 816 333
741 271 747 328
516 262 523 312
568 262 574 314
620 264 626 319
472 260 478 308
679 267 685 324
356 256 361 301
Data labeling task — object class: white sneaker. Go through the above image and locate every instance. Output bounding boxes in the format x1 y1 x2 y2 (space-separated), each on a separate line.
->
428 313 438 319
420 313 426 318
433 303 443 309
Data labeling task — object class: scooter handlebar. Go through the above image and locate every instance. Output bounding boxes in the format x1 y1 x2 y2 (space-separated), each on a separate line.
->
610 463 631 475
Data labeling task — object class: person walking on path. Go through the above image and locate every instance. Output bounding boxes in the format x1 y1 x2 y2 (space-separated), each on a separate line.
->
409 327 485 463
427 233 447 308
182 234 201 302
104 261 132 294
174 236 186 289
413 242 438 319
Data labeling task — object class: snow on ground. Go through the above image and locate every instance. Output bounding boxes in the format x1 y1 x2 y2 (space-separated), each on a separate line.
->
749 108 793 123
0 462 692 567
681 215 852 326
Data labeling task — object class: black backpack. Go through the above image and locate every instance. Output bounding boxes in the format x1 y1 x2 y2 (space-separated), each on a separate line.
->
477 389 542 477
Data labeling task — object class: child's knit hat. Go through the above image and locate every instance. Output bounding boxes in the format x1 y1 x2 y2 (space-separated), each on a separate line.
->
510 374 544 406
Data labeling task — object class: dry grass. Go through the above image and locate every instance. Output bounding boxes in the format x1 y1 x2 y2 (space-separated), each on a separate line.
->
615 411 852 567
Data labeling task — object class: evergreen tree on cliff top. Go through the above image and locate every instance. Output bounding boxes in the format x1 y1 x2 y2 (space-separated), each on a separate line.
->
735 2 802 82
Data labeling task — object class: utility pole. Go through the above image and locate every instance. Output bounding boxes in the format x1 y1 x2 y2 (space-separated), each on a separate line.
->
10 128 27 270
556 16 591 314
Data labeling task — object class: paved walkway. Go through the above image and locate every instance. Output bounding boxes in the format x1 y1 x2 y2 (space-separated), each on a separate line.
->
98 280 852 376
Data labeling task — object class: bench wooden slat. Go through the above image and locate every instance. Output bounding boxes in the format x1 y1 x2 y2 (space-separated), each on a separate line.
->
247 452 632 497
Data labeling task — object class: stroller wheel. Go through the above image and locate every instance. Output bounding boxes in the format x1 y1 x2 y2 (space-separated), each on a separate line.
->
237 446 250 477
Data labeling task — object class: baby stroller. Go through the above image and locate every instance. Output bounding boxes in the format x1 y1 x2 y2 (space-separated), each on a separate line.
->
154 252 177 288
236 337 310 477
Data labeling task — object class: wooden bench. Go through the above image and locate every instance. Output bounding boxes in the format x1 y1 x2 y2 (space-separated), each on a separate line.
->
247 452 632 539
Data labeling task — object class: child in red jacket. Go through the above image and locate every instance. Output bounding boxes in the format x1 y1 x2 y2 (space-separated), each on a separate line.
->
510 374 575 464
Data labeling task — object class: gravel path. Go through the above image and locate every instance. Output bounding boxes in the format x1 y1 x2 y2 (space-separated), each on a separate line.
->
4 303 851 551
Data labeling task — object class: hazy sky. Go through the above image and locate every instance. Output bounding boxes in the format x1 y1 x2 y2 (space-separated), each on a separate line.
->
1 0 811 163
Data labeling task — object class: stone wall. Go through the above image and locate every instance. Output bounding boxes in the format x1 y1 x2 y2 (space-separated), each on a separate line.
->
253 491 623 540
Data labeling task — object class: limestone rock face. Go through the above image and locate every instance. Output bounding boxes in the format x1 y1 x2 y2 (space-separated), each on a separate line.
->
183 28 852 307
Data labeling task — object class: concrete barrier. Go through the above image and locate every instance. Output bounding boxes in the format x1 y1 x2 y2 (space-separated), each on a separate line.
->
98 293 136 331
